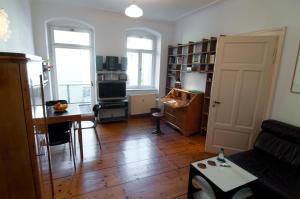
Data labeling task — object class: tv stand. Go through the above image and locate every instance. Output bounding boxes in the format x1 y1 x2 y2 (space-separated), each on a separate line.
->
97 99 128 123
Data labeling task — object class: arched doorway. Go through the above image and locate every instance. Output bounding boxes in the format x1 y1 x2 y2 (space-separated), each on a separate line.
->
46 18 96 105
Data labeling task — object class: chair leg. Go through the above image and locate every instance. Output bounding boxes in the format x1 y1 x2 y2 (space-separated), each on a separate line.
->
94 125 101 150
73 127 76 155
69 133 76 172
68 142 72 159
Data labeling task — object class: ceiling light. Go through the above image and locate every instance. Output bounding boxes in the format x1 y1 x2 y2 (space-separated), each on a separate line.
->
125 4 143 18
0 9 11 41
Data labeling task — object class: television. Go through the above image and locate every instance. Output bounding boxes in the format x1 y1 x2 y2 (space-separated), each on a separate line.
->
105 56 121 70
98 81 126 99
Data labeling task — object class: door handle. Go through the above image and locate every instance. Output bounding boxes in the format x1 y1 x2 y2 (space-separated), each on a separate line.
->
213 101 221 104
212 100 221 108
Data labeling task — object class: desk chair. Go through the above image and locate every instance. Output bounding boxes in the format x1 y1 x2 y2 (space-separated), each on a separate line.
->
46 100 76 171
73 104 101 154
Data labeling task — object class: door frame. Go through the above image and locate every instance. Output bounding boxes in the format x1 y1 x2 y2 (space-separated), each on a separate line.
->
237 27 287 119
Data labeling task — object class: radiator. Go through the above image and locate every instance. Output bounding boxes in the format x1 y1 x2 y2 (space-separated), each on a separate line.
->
128 93 157 115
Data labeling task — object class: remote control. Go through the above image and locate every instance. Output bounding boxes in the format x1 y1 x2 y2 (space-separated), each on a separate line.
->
220 163 231 167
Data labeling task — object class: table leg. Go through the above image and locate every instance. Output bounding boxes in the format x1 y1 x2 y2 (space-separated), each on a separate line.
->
78 120 83 161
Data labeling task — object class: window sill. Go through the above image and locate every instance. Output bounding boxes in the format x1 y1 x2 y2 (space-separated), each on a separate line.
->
127 88 158 95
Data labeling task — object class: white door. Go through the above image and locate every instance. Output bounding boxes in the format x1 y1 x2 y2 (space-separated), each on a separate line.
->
49 26 95 105
205 36 277 154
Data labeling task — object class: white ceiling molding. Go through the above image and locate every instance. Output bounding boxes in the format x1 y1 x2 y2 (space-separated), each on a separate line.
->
32 0 224 22
174 0 224 21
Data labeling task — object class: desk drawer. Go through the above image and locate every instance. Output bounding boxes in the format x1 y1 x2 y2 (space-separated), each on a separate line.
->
165 112 177 125
164 105 176 116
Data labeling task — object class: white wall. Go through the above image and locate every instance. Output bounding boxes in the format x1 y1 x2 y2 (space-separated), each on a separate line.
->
174 0 300 126
31 1 175 98
0 0 34 54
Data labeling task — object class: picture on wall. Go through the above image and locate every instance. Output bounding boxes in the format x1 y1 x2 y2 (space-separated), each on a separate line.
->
291 41 300 93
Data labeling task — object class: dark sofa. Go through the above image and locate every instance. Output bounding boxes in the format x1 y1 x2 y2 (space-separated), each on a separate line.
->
228 120 300 199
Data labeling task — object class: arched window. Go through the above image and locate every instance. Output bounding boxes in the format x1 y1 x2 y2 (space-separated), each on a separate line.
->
126 30 157 89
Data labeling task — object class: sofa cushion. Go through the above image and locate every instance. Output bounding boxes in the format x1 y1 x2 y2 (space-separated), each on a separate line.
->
254 120 300 168
228 150 300 199
260 120 300 144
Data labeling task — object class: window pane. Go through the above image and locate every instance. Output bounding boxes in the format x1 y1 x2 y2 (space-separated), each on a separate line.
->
127 37 153 50
55 48 91 103
127 52 139 87
141 53 153 86
54 30 90 46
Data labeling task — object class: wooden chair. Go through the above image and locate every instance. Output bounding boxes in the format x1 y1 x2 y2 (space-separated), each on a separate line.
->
73 104 101 153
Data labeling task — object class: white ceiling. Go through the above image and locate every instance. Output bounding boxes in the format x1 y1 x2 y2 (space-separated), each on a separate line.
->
32 0 222 22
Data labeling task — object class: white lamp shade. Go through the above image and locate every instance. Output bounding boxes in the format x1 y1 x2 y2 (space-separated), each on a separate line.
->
125 4 143 18
0 9 11 41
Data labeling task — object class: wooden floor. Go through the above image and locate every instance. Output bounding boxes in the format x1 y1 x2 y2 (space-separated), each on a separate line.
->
47 116 213 199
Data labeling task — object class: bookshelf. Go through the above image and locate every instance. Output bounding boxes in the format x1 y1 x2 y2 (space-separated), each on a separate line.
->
166 42 195 94
166 37 217 134
200 37 217 134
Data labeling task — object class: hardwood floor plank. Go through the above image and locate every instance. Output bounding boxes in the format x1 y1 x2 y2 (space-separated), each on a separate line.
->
47 117 214 199
73 167 190 199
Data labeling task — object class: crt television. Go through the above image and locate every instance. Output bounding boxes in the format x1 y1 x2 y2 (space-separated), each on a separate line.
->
98 81 126 100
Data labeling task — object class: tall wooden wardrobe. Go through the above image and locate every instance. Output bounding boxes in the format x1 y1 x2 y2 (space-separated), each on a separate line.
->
0 53 53 198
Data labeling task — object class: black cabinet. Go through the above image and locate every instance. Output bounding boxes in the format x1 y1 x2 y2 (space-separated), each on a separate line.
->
97 100 128 123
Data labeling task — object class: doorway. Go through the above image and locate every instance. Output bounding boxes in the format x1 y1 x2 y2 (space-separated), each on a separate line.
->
49 26 94 105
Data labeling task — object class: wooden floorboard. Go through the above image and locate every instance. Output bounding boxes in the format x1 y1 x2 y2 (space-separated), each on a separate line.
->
47 117 213 199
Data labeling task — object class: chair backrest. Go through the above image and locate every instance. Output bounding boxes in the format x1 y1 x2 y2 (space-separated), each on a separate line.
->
46 100 71 146
254 120 300 168
48 122 71 146
93 104 101 117
46 100 68 106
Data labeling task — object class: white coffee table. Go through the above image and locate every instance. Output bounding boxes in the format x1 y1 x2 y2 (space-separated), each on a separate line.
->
188 156 258 199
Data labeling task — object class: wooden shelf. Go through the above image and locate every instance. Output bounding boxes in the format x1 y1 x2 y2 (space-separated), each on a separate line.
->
169 52 217 56
192 63 214 65
202 112 209 116
168 62 215 66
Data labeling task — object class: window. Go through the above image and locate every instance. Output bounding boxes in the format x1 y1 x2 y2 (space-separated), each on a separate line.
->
53 29 90 46
49 26 94 104
126 34 156 89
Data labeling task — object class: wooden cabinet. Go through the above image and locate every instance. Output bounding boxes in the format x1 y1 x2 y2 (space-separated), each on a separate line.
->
162 88 204 136
0 53 53 199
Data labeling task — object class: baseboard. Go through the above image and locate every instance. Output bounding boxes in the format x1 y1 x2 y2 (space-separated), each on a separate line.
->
129 113 152 118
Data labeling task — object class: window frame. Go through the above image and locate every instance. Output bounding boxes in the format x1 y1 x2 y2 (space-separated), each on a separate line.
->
126 32 156 90
48 25 94 104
